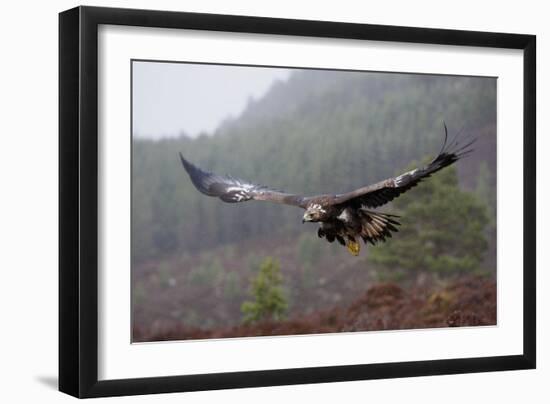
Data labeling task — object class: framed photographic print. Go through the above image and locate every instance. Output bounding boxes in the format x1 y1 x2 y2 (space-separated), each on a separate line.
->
59 6 536 398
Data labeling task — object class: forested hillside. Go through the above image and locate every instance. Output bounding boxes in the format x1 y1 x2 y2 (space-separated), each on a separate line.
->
131 68 496 337
132 70 496 263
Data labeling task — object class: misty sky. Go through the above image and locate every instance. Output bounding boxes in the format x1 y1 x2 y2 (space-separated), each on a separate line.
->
132 61 292 139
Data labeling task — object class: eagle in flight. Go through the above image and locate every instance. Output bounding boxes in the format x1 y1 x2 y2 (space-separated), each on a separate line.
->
179 125 473 256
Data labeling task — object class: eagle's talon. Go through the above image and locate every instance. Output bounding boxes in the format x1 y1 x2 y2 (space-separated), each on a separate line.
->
346 240 361 256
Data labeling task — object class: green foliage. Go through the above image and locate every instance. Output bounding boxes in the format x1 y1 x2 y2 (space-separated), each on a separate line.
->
241 257 288 324
132 70 496 264
369 165 489 276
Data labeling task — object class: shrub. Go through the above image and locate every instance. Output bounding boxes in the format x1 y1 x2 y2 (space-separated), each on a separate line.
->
241 257 288 324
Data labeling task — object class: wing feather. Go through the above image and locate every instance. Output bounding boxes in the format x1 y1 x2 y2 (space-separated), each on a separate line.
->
330 124 474 208
179 153 308 208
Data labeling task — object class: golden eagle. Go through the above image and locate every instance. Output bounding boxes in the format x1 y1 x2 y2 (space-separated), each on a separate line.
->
179 125 473 256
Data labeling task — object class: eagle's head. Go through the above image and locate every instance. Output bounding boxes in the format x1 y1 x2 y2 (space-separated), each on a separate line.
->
302 204 326 223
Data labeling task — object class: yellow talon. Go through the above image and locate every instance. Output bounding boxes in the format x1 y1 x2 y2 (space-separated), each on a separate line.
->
346 240 360 256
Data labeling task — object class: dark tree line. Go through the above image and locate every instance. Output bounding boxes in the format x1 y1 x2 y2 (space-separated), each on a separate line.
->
132 70 496 266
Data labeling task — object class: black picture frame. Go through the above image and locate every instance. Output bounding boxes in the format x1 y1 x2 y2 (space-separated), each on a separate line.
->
59 5 536 398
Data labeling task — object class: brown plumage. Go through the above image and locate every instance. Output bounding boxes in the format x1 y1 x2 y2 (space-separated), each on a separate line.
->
180 124 473 255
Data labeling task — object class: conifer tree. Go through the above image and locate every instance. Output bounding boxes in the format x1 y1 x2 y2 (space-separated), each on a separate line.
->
241 257 288 324
369 165 489 276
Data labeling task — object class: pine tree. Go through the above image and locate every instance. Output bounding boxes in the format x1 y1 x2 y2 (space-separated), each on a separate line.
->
241 257 288 324
369 164 489 276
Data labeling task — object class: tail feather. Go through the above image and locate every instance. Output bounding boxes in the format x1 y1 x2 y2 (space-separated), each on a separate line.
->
359 210 401 245
317 210 401 255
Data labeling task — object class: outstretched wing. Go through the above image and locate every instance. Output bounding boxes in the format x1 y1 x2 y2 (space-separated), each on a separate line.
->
179 153 308 208
330 124 474 208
